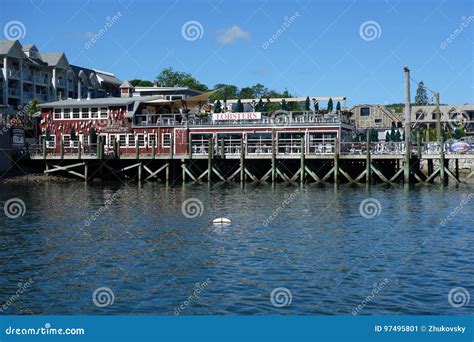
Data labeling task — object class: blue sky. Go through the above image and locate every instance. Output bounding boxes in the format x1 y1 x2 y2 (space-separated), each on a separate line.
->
1 0 473 106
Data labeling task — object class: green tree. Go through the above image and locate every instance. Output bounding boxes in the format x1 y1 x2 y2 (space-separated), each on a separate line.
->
210 84 239 101
239 87 254 99
255 98 264 112
336 101 341 111
214 100 222 113
251 83 268 99
415 81 429 105
129 79 154 87
305 97 310 111
236 99 244 112
385 131 391 142
281 99 288 111
394 130 401 142
156 67 208 92
327 98 334 112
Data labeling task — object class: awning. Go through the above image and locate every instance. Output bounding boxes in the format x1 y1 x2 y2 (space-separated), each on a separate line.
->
172 89 220 110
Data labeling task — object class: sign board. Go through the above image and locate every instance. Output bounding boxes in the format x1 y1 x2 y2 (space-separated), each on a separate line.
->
11 128 24 145
212 112 261 121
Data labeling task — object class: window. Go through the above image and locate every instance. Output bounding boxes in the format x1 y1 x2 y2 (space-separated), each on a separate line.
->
128 134 135 147
81 108 89 119
54 108 61 119
119 135 126 147
360 107 370 116
162 133 171 148
100 107 108 119
63 134 71 146
148 133 157 147
81 134 89 145
42 135 56 148
91 107 98 119
73 108 80 119
375 119 382 124
63 108 71 119
137 134 145 147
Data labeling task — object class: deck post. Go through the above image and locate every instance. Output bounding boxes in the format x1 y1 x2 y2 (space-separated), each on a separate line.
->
220 138 225 159
455 159 459 180
366 133 371 184
116 140 121 159
138 162 142 184
435 92 446 185
78 141 82 160
300 137 305 185
188 138 192 160
333 141 339 184
416 130 421 160
403 66 412 184
100 136 105 160
182 159 186 183
271 131 276 183
42 139 46 159
165 163 169 183
208 138 213 182
60 139 64 160
135 139 139 160
84 162 88 183
240 140 245 184
152 143 156 160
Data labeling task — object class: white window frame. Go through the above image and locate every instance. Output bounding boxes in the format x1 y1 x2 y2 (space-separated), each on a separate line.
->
72 108 80 119
91 107 99 119
162 133 171 148
41 134 56 148
63 108 71 119
100 107 108 119
137 134 146 147
81 108 90 119
127 134 135 147
54 108 61 120
147 133 157 147
118 134 127 148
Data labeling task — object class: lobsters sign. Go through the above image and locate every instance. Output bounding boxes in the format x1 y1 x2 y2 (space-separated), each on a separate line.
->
212 112 262 121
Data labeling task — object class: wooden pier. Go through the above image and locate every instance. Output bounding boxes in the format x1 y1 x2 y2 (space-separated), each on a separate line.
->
29 140 474 185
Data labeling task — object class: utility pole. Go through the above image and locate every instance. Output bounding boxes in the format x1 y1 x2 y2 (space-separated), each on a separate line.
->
403 66 411 183
434 92 445 184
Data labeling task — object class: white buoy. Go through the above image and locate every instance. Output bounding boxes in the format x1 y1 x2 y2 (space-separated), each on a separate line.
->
213 217 231 224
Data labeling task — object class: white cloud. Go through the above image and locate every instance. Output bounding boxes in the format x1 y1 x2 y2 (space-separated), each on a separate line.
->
216 25 251 44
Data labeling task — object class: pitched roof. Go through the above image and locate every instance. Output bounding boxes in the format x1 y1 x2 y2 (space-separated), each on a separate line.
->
96 71 122 85
40 52 65 66
0 40 19 55
38 95 166 108
120 80 133 88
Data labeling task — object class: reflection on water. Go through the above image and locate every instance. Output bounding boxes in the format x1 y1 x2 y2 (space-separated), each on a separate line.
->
0 181 472 315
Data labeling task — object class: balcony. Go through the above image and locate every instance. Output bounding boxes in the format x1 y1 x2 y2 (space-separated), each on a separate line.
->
8 88 20 97
57 79 67 87
34 75 48 85
7 69 20 79
22 73 33 82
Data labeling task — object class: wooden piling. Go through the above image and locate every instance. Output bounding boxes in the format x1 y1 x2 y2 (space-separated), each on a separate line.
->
271 131 276 183
60 139 64 160
152 143 155 159
208 138 214 182
333 140 339 184
240 139 245 183
84 162 88 183
435 92 446 184
366 134 371 184
78 141 82 159
300 137 305 185
403 66 412 184
220 139 225 159
42 139 46 159
135 139 139 159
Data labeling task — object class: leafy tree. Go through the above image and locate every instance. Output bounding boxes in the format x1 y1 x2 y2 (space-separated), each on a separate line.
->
255 98 264 112
305 97 310 111
236 99 244 112
281 99 288 111
327 98 333 112
371 129 379 142
385 131 390 142
129 79 154 87
394 130 401 142
239 87 254 99
251 83 268 99
415 81 429 105
210 84 239 101
214 100 222 113
336 101 341 111
156 67 208 92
